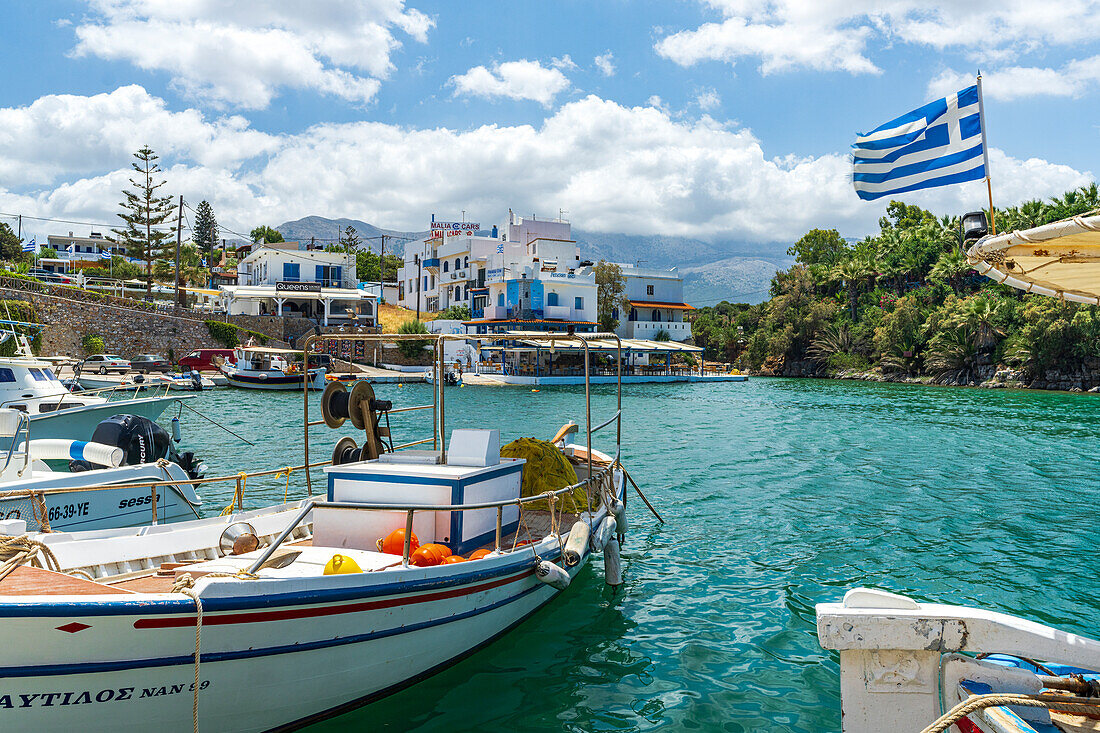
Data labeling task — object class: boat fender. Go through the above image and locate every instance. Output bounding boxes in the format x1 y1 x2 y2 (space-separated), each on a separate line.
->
20 439 123 467
589 516 617 553
536 560 570 590
378 528 419 556
468 549 492 560
604 537 623 588
323 554 362 575
411 546 442 567
612 499 628 536
562 521 591 566
170 416 182 443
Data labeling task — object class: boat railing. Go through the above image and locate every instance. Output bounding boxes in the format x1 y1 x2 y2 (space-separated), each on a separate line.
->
299 331 624 498
4 379 176 414
0 459 332 531
247 459 620 573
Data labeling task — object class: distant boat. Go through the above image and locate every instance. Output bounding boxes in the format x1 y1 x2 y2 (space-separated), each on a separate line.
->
218 345 327 390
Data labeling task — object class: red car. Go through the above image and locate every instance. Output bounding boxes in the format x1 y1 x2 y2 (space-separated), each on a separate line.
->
178 348 236 372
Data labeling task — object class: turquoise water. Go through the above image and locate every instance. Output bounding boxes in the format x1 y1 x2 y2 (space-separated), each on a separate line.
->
171 379 1100 731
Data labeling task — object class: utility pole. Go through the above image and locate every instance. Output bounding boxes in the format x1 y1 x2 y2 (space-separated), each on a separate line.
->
378 235 385 315
175 195 183 308
416 253 422 321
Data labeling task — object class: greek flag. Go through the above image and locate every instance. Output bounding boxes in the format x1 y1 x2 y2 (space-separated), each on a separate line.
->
853 85 986 201
21 236 35 253
496 242 504 254
99 249 111 261
66 243 75 258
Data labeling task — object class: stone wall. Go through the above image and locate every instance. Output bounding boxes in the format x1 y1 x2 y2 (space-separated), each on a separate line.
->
0 288 296 358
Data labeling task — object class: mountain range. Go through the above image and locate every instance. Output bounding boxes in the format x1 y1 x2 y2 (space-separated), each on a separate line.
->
275 216 788 305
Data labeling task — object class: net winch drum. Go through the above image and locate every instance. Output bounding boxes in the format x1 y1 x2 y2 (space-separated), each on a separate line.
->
331 436 371 466
321 380 392 460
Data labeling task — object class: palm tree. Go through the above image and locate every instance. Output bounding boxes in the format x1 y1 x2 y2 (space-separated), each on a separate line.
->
833 257 872 320
962 297 1005 353
929 250 971 293
926 326 978 384
808 323 861 365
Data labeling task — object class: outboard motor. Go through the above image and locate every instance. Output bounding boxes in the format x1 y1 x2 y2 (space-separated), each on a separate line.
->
189 369 204 391
70 414 206 479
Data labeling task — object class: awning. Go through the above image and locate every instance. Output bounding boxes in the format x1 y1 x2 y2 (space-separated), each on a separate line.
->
968 213 1100 304
479 336 701 354
627 301 696 310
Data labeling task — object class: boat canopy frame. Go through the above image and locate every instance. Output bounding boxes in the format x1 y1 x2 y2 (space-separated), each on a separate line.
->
299 331 623 497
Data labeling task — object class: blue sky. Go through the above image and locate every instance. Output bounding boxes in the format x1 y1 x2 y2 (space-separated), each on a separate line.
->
1 1 1098 253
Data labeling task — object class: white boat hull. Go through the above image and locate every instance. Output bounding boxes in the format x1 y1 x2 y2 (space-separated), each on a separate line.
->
27 396 185 442
0 463 201 531
0 542 587 732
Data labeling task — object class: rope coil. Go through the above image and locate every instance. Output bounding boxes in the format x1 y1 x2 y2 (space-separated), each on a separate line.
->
921 693 1100 733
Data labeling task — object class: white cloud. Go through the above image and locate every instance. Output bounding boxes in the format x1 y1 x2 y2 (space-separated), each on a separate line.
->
930 58 1100 101
594 51 616 77
70 0 433 109
1 88 1091 247
551 55 579 71
646 95 664 107
695 88 721 110
657 1 1100 75
449 60 570 106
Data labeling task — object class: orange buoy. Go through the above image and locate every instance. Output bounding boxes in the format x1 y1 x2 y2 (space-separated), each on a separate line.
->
442 555 467 564
532 389 539 392
410 547 440 567
468 549 491 560
379 528 419 556
418 543 452 564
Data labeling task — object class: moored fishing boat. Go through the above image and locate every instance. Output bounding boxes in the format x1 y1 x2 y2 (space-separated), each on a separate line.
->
0 331 637 731
817 211 1100 733
218 345 326 390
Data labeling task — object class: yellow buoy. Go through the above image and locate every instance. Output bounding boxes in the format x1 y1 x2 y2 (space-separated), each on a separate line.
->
323 554 362 575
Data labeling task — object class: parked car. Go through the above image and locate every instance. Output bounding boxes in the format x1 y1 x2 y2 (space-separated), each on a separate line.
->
178 348 236 372
130 354 172 373
27 268 71 284
81 354 130 374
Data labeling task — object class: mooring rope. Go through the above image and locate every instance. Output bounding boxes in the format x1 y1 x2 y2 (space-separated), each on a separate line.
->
172 574 203 733
0 533 61 581
920 693 1100 733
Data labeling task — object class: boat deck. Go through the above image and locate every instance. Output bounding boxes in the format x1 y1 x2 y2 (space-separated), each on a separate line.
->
0 510 582 598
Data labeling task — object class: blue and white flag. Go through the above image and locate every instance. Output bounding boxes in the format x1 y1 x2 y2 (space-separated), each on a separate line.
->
496 242 504 254
21 236 35 253
852 85 986 201
66 243 75 258
99 249 112 261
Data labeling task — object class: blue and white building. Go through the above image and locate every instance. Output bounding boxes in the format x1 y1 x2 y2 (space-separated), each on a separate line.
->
221 243 376 325
615 264 694 342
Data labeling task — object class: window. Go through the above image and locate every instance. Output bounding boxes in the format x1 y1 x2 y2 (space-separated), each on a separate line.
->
0 368 14 383
443 260 449 273
423 276 428 291
454 258 461 271
29 368 48 381
647 284 654 296
464 256 469 269
497 293 504 306
574 297 583 310
282 262 300 281
652 309 660 322
629 308 637 322
547 292 559 306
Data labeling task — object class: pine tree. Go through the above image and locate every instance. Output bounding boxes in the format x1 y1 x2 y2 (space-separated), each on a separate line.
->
339 225 362 251
110 146 175 298
192 200 218 259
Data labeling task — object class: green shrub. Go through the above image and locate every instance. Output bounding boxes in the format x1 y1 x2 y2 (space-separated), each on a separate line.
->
81 333 106 355
205 320 270 348
438 304 471 320
397 319 430 359
653 328 671 342
0 299 41 356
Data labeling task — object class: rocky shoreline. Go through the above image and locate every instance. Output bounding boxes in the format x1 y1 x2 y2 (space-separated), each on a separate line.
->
753 359 1100 393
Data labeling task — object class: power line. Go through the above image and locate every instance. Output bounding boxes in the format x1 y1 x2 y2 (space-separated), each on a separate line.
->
0 211 183 232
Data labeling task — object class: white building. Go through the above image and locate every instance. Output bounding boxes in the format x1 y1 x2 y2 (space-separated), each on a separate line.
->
615 264 694 342
220 243 376 326
46 232 128 262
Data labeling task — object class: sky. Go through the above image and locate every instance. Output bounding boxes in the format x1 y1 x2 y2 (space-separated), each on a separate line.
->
1 0 1098 254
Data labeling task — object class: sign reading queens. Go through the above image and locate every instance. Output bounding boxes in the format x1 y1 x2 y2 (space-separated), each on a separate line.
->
276 281 322 293
430 221 481 233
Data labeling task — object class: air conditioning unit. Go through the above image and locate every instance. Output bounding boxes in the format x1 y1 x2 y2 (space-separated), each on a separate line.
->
451 273 457 280
458 271 467 279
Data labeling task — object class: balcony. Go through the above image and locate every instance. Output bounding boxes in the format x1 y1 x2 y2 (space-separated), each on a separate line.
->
482 305 507 320
544 304 571 320
627 320 692 340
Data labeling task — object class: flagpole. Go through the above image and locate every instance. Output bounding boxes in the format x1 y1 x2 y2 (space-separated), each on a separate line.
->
976 72 996 235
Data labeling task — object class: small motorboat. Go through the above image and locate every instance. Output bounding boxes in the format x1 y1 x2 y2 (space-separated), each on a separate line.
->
219 345 327 390
0 411 204 531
